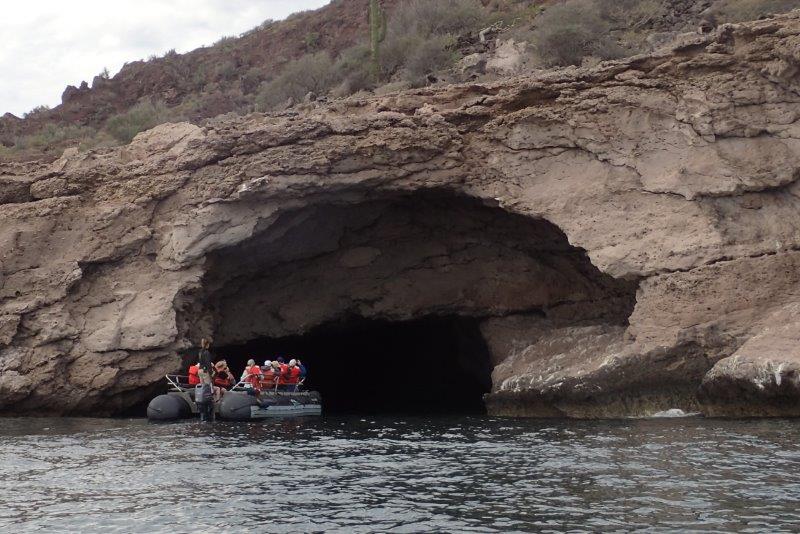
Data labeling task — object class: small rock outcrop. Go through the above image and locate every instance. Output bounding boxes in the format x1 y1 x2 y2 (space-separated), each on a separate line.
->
2 13 800 417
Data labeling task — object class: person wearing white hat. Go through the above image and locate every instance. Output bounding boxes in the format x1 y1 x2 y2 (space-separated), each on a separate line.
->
261 360 277 390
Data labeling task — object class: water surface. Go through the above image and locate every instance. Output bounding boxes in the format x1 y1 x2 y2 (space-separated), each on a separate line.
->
1 416 799 533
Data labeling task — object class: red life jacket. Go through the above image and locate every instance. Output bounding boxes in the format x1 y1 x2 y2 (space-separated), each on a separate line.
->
286 366 301 384
277 364 289 385
261 368 277 389
188 364 200 385
214 370 233 388
246 364 262 387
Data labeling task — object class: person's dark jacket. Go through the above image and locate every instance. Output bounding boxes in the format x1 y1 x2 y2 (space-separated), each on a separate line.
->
198 348 212 372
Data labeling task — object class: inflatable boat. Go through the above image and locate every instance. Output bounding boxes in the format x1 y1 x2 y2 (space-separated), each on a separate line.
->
147 375 322 422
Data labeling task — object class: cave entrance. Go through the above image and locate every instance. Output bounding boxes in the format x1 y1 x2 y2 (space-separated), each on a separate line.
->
216 315 493 414
180 190 638 417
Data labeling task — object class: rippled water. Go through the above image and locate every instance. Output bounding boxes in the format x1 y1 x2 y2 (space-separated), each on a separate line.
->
2 416 800 533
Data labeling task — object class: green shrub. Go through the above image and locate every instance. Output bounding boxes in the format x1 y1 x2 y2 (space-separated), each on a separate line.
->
104 100 173 144
240 67 264 94
532 0 624 67
213 59 239 81
304 31 321 51
715 0 799 22
255 52 338 110
23 105 51 119
12 123 98 152
213 35 237 49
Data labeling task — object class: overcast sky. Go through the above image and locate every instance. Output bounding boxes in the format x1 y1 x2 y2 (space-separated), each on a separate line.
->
1 0 330 116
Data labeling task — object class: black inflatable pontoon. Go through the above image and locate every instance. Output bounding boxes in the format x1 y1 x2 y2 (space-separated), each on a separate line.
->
147 375 322 422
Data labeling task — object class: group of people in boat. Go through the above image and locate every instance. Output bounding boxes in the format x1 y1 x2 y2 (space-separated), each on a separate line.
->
185 339 307 396
240 357 307 392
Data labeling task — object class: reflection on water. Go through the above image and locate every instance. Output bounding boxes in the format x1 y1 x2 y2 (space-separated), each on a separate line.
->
1 416 800 533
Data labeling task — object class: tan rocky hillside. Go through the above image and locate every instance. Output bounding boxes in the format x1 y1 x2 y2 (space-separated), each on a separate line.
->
1 11 799 417
4 0 796 161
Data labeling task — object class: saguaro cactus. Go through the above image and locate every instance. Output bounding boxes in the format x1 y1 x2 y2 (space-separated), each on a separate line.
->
369 0 387 83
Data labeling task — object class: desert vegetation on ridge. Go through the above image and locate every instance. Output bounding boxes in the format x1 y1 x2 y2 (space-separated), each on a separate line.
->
1 0 798 161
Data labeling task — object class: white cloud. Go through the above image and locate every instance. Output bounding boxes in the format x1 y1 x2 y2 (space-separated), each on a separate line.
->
0 0 330 116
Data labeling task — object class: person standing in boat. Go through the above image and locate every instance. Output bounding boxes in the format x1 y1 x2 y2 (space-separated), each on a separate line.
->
198 338 213 375
195 369 215 422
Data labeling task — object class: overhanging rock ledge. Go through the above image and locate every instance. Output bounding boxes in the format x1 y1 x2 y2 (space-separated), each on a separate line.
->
2 13 800 417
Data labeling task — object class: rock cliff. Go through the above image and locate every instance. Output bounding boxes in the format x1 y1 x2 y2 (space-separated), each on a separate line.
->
2 13 800 417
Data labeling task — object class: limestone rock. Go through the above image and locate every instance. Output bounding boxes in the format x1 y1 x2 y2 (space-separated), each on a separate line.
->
486 39 528 75
2 13 800 416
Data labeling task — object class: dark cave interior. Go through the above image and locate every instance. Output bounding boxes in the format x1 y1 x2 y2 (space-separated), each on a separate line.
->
214 316 493 415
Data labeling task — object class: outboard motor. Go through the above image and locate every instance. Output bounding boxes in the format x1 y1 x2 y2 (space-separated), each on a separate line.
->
147 394 191 422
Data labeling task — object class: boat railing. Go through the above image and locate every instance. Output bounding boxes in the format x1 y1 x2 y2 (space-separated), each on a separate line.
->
169 374 309 395
231 376 308 394
166 374 190 391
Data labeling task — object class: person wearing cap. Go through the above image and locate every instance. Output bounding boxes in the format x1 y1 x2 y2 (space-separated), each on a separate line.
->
261 360 277 391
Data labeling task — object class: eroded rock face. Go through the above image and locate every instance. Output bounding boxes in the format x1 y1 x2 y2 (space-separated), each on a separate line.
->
2 14 800 416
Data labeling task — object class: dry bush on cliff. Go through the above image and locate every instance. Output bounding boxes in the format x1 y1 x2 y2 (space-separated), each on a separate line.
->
382 0 487 84
104 100 173 143
533 0 625 67
598 0 667 30
15 123 95 150
716 0 800 22
331 44 373 96
255 52 338 109
389 0 485 37
402 35 459 85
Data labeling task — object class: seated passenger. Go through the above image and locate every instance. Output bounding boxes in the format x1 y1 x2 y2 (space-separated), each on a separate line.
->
243 358 263 389
276 358 290 390
213 360 235 389
187 363 201 386
285 359 302 392
261 360 277 390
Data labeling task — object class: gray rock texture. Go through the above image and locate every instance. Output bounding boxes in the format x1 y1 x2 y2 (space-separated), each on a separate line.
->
2 13 800 416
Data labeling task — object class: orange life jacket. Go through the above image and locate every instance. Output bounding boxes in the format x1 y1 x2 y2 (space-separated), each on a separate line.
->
261 368 277 389
246 365 262 387
277 363 289 385
286 366 301 384
188 364 200 385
